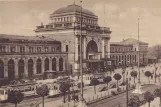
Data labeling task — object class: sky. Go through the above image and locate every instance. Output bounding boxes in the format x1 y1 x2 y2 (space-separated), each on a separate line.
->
0 0 161 46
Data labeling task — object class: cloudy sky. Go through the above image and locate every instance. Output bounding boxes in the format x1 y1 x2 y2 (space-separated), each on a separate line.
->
0 0 161 46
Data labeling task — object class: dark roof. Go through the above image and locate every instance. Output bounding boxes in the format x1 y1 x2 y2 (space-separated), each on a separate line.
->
0 34 61 44
120 38 148 45
52 4 96 16
111 38 148 45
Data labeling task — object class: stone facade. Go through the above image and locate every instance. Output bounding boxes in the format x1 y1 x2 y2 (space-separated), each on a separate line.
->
110 38 148 67
0 34 67 81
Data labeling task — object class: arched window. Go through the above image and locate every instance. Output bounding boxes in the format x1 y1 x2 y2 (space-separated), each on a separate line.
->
52 58 56 71
18 59 24 79
59 58 63 71
8 59 15 80
0 60 4 78
44 58 49 71
37 59 42 74
28 59 33 77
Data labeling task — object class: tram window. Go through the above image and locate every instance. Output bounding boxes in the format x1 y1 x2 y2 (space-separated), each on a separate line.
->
0 90 4 94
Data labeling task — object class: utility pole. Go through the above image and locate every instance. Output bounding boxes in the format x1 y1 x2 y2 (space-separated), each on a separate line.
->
138 18 140 84
80 0 84 101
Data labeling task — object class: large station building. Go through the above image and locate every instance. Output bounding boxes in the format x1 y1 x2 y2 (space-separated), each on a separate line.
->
0 4 149 82
0 4 112 82
35 4 112 74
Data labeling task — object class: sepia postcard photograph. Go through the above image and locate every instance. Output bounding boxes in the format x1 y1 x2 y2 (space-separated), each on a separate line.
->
0 0 161 107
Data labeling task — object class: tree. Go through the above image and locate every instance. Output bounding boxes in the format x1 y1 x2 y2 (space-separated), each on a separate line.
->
90 78 99 94
144 91 154 107
103 76 112 90
154 88 161 107
128 95 140 107
77 82 84 89
130 71 137 84
8 91 24 107
113 73 122 89
59 82 71 103
36 84 49 107
145 71 152 83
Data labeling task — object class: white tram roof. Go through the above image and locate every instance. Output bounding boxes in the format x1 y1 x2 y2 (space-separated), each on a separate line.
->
36 79 57 84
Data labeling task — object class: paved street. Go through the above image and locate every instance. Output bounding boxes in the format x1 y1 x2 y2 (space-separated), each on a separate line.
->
88 84 160 107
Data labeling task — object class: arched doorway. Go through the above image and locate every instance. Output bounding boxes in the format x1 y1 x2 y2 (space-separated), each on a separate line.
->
8 59 15 80
36 59 42 74
28 59 33 77
52 58 56 71
86 40 98 60
44 58 49 71
0 60 4 78
18 59 24 79
59 58 63 71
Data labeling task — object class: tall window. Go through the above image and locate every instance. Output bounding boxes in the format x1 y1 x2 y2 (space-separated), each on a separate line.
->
0 46 5 52
52 58 56 71
36 59 42 74
8 59 15 80
29 47 34 53
51 47 55 52
20 46 25 53
10 46 16 52
45 47 49 52
28 59 33 77
37 47 41 52
18 60 24 79
0 60 4 78
66 45 68 52
44 58 49 71
59 58 63 71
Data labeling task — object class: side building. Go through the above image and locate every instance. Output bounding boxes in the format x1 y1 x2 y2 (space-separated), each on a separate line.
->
0 34 67 83
110 38 148 67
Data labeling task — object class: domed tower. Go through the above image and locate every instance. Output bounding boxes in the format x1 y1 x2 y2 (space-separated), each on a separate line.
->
35 4 112 74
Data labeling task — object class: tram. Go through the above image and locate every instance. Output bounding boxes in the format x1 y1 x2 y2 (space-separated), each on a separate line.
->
0 82 37 102
0 78 77 102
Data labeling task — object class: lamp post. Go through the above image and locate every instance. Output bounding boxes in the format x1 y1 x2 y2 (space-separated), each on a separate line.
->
154 63 157 83
126 77 129 107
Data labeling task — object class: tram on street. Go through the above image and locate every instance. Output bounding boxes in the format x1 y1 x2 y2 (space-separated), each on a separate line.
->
0 77 77 102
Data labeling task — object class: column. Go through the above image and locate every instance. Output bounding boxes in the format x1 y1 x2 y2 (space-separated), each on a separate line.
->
107 40 110 58
63 59 66 71
83 37 86 59
33 59 37 75
49 58 52 71
74 36 79 72
101 39 105 59
4 59 8 78
75 36 78 61
56 58 59 72
24 59 28 77
41 58 45 73
14 60 19 78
